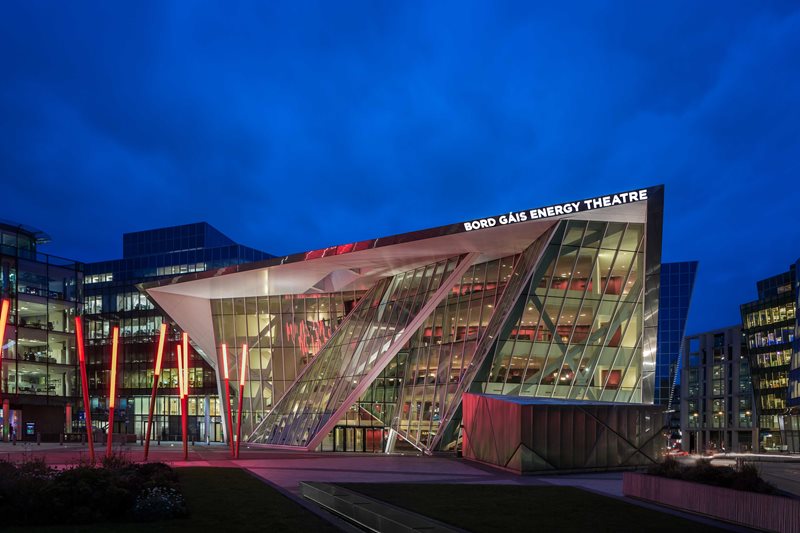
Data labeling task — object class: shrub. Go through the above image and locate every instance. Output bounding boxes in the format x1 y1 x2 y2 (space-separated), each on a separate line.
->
647 458 778 495
0 456 186 526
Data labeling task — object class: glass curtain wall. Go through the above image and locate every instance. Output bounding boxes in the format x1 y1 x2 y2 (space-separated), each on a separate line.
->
476 219 646 403
742 277 795 444
211 291 361 437
249 256 465 447
2 257 82 400
356 254 521 450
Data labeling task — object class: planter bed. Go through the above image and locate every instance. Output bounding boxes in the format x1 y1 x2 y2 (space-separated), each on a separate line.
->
623 472 800 533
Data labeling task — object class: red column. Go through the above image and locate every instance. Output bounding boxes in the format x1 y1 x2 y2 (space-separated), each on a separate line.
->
221 344 235 457
106 326 120 458
144 323 167 461
74 317 94 464
0 298 9 436
182 333 189 461
235 343 247 459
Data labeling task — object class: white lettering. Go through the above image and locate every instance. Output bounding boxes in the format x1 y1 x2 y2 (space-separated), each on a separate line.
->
639 189 648 200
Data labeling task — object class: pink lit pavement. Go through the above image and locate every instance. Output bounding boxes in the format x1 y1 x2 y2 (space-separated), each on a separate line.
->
0 442 754 530
0 441 623 496
4 442 799 503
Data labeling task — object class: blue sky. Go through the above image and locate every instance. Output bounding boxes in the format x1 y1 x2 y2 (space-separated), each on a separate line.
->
1 2 798 333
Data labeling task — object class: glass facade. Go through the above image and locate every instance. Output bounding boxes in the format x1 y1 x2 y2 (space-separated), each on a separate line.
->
1 222 83 441
242 215 660 453
210 291 362 437
83 222 270 442
656 261 698 408
477 220 646 403
249 256 470 447
740 264 797 451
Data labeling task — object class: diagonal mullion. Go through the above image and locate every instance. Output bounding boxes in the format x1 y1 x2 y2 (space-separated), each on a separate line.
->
595 230 646 398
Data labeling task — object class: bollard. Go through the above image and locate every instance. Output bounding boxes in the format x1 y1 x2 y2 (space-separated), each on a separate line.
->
36 432 41 445
59 433 64 446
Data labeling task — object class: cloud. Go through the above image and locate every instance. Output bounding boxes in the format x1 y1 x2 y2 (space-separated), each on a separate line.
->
0 1 798 332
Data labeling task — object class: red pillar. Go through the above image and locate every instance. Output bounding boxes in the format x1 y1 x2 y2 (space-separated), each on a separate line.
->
221 344 235 457
144 323 167 461
235 343 247 459
0 298 9 440
106 327 120 458
75 316 94 464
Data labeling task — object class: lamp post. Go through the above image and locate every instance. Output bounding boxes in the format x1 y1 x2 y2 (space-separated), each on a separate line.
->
106 326 119 458
74 316 94 464
0 299 9 442
221 344 235 457
235 343 247 459
144 323 167 461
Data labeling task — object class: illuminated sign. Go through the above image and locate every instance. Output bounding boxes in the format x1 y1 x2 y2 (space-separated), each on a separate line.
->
463 188 649 232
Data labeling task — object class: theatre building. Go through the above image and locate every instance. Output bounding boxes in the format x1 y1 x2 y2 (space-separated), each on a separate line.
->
142 186 666 471
141 186 664 471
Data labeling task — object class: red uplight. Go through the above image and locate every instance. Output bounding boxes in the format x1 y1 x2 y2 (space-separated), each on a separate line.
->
0 299 9 361
177 345 185 399
154 323 167 375
240 343 248 385
109 327 120 408
222 343 229 379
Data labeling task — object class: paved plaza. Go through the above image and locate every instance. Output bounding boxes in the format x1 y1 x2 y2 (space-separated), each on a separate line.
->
3 442 795 531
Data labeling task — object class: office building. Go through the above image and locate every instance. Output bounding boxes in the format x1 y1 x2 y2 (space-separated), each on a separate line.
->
741 262 798 451
83 223 270 442
0 221 83 441
680 325 757 453
143 186 667 470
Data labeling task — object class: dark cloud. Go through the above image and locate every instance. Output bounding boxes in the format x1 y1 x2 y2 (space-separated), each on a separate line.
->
1 2 798 333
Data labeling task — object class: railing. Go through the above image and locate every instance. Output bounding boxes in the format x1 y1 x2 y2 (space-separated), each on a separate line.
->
623 472 800 533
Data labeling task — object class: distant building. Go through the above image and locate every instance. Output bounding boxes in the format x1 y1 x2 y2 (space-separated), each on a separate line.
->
657 261 698 449
83 223 271 442
790 258 800 450
740 262 798 451
0 220 83 441
680 325 757 453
